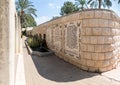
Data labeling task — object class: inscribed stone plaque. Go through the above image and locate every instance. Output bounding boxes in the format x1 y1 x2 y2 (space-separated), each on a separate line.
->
53 28 61 51
66 25 77 49
46 28 52 47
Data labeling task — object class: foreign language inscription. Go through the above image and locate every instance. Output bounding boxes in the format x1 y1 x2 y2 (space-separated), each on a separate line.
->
53 28 61 51
67 25 77 49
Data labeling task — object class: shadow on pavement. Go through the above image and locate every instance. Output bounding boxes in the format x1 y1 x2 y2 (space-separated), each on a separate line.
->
31 54 98 82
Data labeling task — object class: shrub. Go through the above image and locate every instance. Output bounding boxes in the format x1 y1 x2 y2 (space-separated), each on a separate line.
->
27 34 48 50
27 35 41 48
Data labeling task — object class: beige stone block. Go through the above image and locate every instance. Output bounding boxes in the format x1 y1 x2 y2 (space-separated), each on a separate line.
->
106 65 113 71
104 36 113 44
112 63 117 68
110 58 115 65
74 13 80 20
87 45 94 52
102 11 110 19
99 67 107 72
79 12 83 19
95 11 102 18
96 60 109 68
81 44 87 51
117 29 120 35
114 36 120 42
104 52 113 60
94 61 102 67
111 12 118 21
115 29 120 35
113 36 117 42
82 19 89 27
81 28 86 35
104 60 110 67
94 45 101 52
84 52 92 60
102 28 110 35
86 28 92 35
109 44 115 51
99 19 108 28
67 15 75 21
87 60 95 67
80 59 87 66
100 45 106 53
111 29 118 35
84 11 94 19
81 36 90 44
98 53 104 60
114 22 119 29
101 45 114 52
80 65 88 71
80 53 84 60
97 36 104 44
113 50 117 56
92 28 101 35
90 36 97 44
89 19 99 27
80 52 85 59
91 53 99 60
108 20 114 28
89 67 99 72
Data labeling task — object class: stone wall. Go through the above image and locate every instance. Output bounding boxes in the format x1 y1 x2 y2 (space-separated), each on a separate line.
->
0 0 10 85
32 9 120 72
0 0 21 84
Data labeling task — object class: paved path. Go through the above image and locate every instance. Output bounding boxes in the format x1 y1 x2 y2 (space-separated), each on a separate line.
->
22 39 120 85
15 38 26 85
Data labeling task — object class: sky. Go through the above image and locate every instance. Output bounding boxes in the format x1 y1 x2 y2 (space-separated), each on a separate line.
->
28 0 120 25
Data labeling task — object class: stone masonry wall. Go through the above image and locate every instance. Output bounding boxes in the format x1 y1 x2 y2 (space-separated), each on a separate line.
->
0 0 21 84
0 0 10 85
32 9 120 72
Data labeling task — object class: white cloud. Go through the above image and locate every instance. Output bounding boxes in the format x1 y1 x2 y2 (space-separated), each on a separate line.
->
56 6 60 9
35 16 51 25
48 3 60 9
48 3 55 8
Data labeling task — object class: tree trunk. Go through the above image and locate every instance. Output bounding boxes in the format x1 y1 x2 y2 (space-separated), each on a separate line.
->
20 11 24 28
98 0 102 9
82 5 83 10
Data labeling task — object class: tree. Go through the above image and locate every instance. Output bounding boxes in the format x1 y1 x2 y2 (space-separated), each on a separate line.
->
75 0 87 10
16 0 37 28
104 0 112 9
87 0 112 9
118 0 120 3
60 1 79 15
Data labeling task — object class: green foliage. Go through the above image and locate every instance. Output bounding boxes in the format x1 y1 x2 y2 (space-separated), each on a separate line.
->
60 1 79 15
118 0 120 3
75 0 87 10
87 0 112 9
27 35 42 48
16 0 37 28
104 0 112 9
22 29 27 36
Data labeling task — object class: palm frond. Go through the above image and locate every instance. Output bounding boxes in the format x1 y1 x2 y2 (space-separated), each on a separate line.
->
104 0 112 9
87 0 93 4
118 0 120 3
16 0 37 28
26 8 37 17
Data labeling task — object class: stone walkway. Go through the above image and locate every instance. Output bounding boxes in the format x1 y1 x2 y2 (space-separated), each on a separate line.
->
15 54 26 85
102 67 120 82
15 38 26 85
22 39 120 85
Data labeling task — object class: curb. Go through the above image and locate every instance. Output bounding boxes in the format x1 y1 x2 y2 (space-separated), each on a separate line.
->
25 41 54 57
